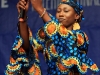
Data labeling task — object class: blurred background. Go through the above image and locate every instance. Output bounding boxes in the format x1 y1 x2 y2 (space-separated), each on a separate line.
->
0 0 100 75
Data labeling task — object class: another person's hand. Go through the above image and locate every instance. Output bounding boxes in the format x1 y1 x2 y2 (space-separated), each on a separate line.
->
17 0 29 16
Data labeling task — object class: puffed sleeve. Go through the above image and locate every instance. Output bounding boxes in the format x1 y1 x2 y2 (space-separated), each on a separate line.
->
77 31 89 54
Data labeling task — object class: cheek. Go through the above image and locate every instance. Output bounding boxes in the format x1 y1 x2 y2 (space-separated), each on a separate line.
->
65 13 75 22
65 13 73 19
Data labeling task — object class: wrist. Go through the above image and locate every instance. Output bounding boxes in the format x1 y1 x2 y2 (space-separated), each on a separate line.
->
36 7 45 15
18 16 28 22
18 11 27 22
39 8 46 18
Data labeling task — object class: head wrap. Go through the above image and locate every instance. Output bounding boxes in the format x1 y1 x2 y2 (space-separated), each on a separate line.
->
59 0 84 21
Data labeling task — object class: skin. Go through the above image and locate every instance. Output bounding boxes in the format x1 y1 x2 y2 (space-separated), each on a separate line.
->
17 0 30 52
17 0 79 29
16 0 81 75
56 4 79 30
16 0 80 54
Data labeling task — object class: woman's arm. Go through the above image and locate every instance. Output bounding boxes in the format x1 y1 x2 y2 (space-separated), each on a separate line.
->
30 0 51 22
17 0 30 52
18 22 30 52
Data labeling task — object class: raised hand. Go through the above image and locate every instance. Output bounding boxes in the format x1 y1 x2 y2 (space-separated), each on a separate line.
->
16 0 30 52
17 0 29 16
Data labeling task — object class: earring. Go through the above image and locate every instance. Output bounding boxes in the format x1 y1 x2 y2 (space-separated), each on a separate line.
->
73 20 80 30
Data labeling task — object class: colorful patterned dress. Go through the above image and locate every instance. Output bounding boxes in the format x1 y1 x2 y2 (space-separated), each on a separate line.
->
5 15 99 75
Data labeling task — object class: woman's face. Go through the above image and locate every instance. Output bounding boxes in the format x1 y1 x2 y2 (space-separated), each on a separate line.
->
56 4 79 28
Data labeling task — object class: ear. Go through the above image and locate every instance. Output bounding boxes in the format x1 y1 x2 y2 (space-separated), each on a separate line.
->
75 14 80 20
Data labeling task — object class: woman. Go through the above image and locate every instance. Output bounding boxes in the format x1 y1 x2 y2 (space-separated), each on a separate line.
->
5 0 99 75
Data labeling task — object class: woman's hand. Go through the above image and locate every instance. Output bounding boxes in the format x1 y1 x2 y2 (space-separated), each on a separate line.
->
17 0 29 15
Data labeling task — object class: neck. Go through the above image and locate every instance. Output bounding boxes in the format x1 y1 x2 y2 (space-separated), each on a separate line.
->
66 25 73 30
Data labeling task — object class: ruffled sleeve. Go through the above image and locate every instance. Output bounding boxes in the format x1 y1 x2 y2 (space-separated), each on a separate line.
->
5 28 43 75
76 31 99 74
58 30 99 74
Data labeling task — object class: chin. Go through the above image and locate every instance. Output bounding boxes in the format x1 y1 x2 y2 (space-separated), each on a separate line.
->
63 25 68 28
61 23 68 27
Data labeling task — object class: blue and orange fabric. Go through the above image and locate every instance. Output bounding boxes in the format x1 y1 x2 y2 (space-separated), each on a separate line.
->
5 15 99 75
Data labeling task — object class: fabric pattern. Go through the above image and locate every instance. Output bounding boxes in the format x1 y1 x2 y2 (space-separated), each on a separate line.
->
5 15 99 75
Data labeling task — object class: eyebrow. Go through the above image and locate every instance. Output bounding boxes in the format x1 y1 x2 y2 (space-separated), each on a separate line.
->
57 7 70 11
57 6 69 9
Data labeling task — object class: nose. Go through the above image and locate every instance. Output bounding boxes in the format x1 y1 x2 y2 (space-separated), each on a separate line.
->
59 11 64 17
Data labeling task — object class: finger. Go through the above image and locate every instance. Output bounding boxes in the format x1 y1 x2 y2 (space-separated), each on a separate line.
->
17 2 20 13
19 1 26 7
17 2 26 10
19 0 26 2
19 4 26 10
25 0 29 7
17 0 26 13
27 0 29 3
21 0 27 5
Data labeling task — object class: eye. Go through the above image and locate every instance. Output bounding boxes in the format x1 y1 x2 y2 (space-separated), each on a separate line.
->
63 7 69 12
56 9 61 13
64 9 69 12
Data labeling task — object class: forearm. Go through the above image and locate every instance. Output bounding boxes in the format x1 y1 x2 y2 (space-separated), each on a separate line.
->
30 0 51 22
36 7 51 22
18 21 30 52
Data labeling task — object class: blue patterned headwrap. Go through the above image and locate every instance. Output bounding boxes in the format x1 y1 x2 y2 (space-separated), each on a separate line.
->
59 0 84 21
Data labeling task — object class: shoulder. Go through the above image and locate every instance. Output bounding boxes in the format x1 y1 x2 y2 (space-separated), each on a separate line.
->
75 30 89 46
75 30 85 34
75 30 88 38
